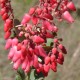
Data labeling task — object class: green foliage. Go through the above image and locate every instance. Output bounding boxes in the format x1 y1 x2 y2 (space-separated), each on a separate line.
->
46 39 53 46
34 70 45 80
15 0 32 5
15 75 22 80
16 68 25 80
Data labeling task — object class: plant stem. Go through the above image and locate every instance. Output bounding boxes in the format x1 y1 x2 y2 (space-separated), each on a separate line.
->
27 73 30 80
26 69 31 80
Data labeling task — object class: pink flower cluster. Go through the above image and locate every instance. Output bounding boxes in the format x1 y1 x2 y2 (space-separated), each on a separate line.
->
0 0 76 77
0 0 14 39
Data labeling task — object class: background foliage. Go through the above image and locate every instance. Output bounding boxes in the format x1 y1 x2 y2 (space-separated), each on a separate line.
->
0 0 80 80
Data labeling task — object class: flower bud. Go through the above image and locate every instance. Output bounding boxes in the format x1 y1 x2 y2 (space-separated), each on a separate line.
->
17 43 22 51
2 12 8 21
5 38 12 49
8 48 14 60
43 21 54 31
51 54 56 62
4 31 11 39
8 46 17 60
58 44 63 50
33 35 44 44
25 61 30 73
67 2 76 11
13 59 21 70
4 19 13 32
44 64 50 73
43 13 53 20
22 57 28 70
29 7 35 15
53 26 58 32
0 3 5 8
21 45 26 53
32 16 38 25
12 38 18 46
58 52 64 61
38 45 47 57
46 31 53 38
0 0 8 3
54 38 58 43
33 55 39 68
12 50 22 62
62 11 74 23
50 62 57 72
57 58 63 65
0 8 6 16
36 8 42 15
45 56 51 65
52 48 58 54
21 14 31 25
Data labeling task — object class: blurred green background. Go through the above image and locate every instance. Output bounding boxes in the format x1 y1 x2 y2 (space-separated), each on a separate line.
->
0 0 80 80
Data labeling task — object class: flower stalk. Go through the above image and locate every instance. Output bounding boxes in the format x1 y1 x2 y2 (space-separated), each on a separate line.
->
0 0 76 80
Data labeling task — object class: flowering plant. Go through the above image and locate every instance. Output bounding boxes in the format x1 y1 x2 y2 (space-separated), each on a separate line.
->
0 0 76 80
